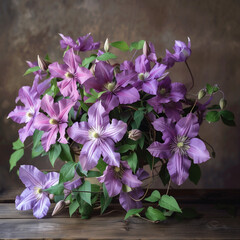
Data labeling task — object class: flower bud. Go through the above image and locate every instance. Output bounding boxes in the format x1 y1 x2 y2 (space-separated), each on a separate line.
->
198 89 206 100
64 200 71 206
49 194 54 200
143 41 150 56
104 38 109 52
128 129 142 141
219 98 227 109
52 200 66 216
37 55 49 71
90 64 96 75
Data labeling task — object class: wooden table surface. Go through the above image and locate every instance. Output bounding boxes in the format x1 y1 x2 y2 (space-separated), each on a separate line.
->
0 189 239 240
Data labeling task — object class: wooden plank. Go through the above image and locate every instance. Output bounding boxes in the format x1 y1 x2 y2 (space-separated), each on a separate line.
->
0 213 239 239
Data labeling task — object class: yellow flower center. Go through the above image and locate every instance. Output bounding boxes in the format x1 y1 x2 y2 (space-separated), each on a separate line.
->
89 129 100 139
65 72 74 78
26 112 33 118
114 166 120 173
177 142 184 148
105 82 116 92
49 118 58 125
159 88 166 95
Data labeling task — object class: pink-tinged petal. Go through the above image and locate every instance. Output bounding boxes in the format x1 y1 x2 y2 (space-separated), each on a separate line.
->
58 98 75 122
19 118 35 142
67 121 90 144
48 62 68 78
37 78 52 96
33 195 51 219
64 173 82 192
188 138 210 164
117 87 140 105
167 152 191 185
176 113 199 138
44 172 60 189
88 101 109 129
79 140 101 171
135 55 151 73
15 188 37 211
63 48 81 71
100 93 119 113
152 117 176 141
120 61 135 71
136 168 149 181
58 123 68 144
147 141 171 159
116 70 138 87
76 67 93 85
169 82 186 102
19 165 46 188
59 33 77 49
142 79 158 95
149 63 167 80
8 106 28 124
102 119 127 143
83 77 104 93
95 61 114 84
41 95 58 118
119 189 143 211
34 113 52 132
147 96 164 114
18 86 35 107
100 138 120 167
122 169 142 188
41 127 58 152
57 78 79 100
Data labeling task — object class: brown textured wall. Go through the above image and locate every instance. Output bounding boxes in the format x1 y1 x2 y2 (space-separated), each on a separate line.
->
0 0 239 192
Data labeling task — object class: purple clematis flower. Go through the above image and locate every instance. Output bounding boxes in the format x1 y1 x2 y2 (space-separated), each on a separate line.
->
119 168 149 211
134 55 167 95
67 101 127 171
15 165 59 219
84 61 139 112
143 41 157 62
59 33 100 52
48 48 93 100
147 113 210 185
163 37 191 68
147 77 186 120
8 86 41 142
34 95 75 152
97 161 142 197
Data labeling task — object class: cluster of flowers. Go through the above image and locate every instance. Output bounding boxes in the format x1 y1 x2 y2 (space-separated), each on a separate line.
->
8 33 233 220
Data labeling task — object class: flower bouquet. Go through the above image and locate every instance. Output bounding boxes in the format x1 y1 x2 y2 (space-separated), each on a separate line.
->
8 33 235 221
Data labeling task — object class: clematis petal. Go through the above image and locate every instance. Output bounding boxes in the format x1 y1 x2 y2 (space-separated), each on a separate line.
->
44 172 60 189
34 113 52 132
17 86 35 107
19 165 46 188
41 127 58 152
188 138 210 164
100 93 119 113
136 168 149 181
67 121 90 144
176 113 199 138
95 61 114 84
122 169 142 188
116 86 140 105
76 67 93 85
149 63 167 80
57 78 79 101
59 33 77 49
135 55 151 73
169 82 187 102
33 195 51 219
15 188 37 211
102 119 127 143
147 141 171 159
8 106 28 124
116 69 138 87
142 79 158 95
48 62 68 78
58 123 68 144
79 140 101 171
58 98 75 122
64 173 82 193
147 96 164 113
41 95 59 118
164 102 182 121
119 189 143 211
63 48 81 72
18 118 35 142
167 152 191 185
100 138 120 167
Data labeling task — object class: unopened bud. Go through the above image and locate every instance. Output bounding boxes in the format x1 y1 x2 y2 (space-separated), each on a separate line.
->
90 64 96 75
64 200 71 206
128 129 142 141
104 38 109 52
37 55 49 71
198 89 206 100
52 200 66 216
49 194 55 200
143 41 150 56
219 98 227 109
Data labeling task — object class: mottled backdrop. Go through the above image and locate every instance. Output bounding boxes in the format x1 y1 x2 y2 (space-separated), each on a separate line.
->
0 0 239 192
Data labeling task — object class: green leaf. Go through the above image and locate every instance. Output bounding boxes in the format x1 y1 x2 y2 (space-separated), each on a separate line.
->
79 100 89 112
110 41 129 51
220 110 234 121
221 116 236 126
159 163 170 186
44 183 64 195
23 66 40 76
158 195 182 213
96 158 107 174
75 162 88 177
97 91 106 98
33 130 44 148
205 111 220 122
79 198 93 219
89 88 99 98
78 180 92 205
145 207 166 221
117 144 136 153
207 104 221 110
97 52 117 61
124 208 144 220
80 113 88 122
85 96 97 103
137 135 145 149
145 190 161 202
9 149 24 171
12 139 24 150
131 110 144 129
31 142 44 158
59 143 73 162
189 163 201 185
125 152 138 173
87 171 101 178
59 162 77 183
82 55 97 67
206 83 214 95
69 199 80 217
130 40 145 51
48 144 61 167
100 184 112 214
